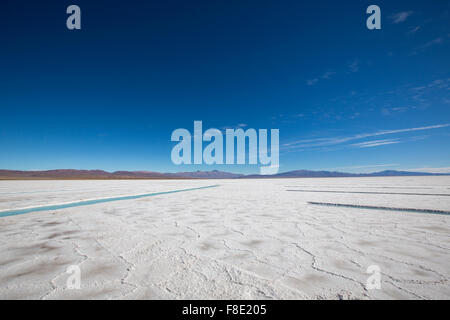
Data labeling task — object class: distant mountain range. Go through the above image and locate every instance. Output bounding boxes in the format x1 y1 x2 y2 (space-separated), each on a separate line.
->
0 169 448 180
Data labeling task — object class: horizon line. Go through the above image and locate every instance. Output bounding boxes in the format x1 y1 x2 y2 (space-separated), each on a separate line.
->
1 167 449 177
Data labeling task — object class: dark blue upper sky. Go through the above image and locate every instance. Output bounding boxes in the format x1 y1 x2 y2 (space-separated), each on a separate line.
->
1 0 449 173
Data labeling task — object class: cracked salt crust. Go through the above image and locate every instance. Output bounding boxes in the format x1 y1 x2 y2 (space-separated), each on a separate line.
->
0 177 449 299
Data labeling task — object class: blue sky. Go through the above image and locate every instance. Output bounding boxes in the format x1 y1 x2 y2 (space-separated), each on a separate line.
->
1 0 449 174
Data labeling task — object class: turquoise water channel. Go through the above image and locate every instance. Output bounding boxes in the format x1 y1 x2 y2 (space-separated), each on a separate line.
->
0 185 219 218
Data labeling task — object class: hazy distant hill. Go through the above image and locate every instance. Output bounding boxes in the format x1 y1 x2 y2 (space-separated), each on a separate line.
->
0 169 176 180
167 170 244 179
0 169 446 180
246 169 442 178
365 170 436 176
271 170 355 178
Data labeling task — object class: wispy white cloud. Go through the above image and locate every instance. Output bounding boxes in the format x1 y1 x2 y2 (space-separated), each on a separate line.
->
282 124 450 151
220 123 248 130
381 106 414 116
412 37 446 55
306 78 319 86
407 26 421 34
322 71 336 79
390 11 413 24
348 60 360 73
307 59 359 86
351 139 400 148
412 78 449 91
407 167 450 174
419 37 444 49
306 71 336 86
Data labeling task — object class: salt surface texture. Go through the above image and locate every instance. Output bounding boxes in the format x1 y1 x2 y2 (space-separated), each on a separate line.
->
0 177 449 299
